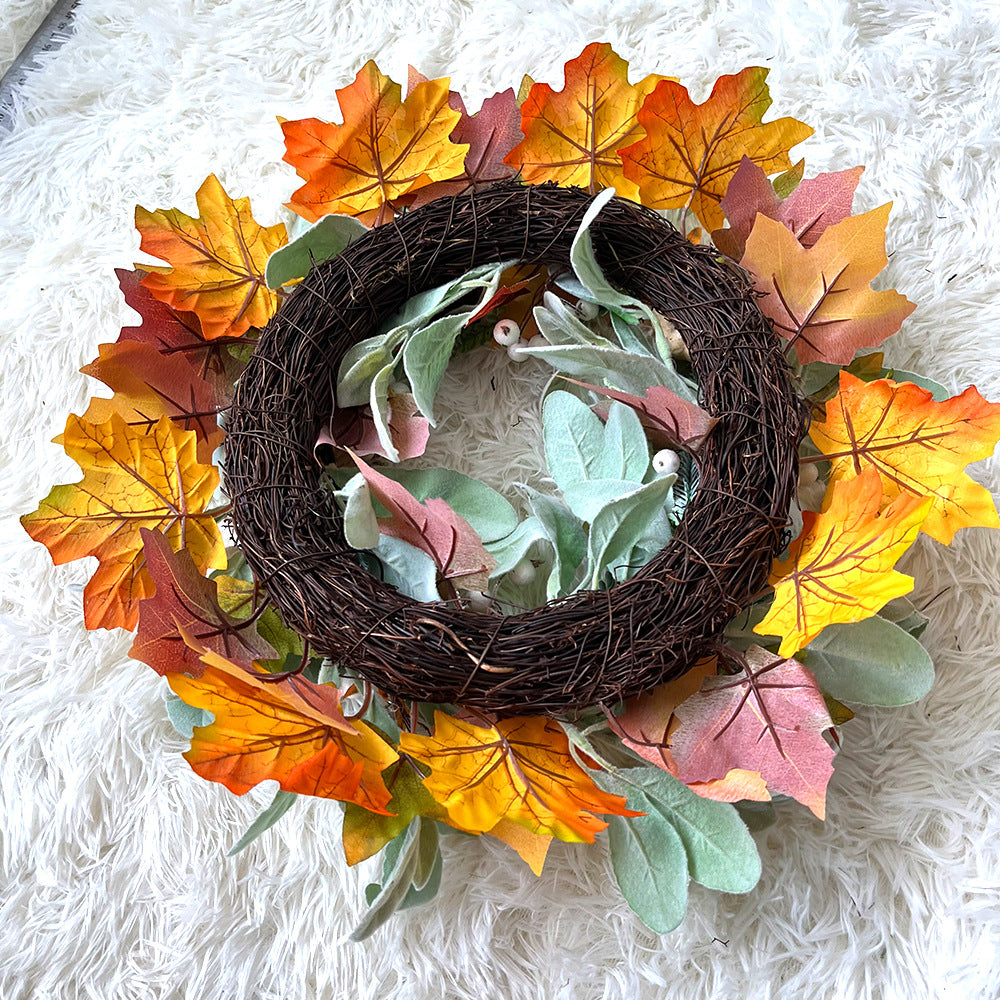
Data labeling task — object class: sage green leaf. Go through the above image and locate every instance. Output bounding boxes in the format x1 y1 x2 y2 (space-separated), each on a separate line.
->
878 595 929 638
801 616 935 707
362 536 440 603
164 692 212 738
402 312 468 426
602 768 761 895
610 311 656 358
570 188 638 314
543 391 611 493
604 401 650 481
606 806 688 933
368 360 398 459
342 482 380 550
533 297 617 349
486 516 548 578
881 368 950 401
337 327 406 408
585 475 675 589
735 799 777 832
521 342 697 403
350 825 421 942
227 789 297 856
265 214 367 288
563 478 645 523
398 848 443 911
411 817 439 891
522 488 587 600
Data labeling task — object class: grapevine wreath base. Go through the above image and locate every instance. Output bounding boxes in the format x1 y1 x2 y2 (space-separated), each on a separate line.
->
226 181 808 714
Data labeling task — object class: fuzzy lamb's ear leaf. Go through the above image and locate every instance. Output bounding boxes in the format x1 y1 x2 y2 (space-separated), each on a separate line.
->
486 516 548 578
265 214 368 288
800 615 934 706
227 789 297 856
522 488 587 600
359 535 441 603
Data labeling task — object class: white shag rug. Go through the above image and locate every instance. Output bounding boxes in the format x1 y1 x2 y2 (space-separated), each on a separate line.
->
3 2 1000 998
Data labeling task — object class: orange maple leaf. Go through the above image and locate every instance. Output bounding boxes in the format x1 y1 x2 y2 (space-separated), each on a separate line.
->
281 60 468 225
503 42 668 198
739 207 916 365
755 467 931 656
399 712 640 843
135 175 286 340
21 413 225 630
809 372 1000 543
619 66 813 230
167 647 398 813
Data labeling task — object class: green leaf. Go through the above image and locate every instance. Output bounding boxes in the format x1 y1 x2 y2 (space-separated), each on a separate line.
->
542 391 610 493
367 359 398 460
522 488 587 600
881 368 950 401
227 788 297 856
164 691 212 738
604 401 650 481
609 311 656 358
584 475 675 589
360 535 440 603
533 296 618 349
734 799 777 832
401 313 467 426
341 481 380 550
265 214 367 288
486 516 548 578
350 824 422 942
521 342 697 403
570 188 641 315
337 327 406 408
411 815 440 891
563 478 646 523
878 595 929 638
398 847 442 911
801 615 935 707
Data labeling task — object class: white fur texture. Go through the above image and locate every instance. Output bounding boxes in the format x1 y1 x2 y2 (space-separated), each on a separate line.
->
3 2 1000 997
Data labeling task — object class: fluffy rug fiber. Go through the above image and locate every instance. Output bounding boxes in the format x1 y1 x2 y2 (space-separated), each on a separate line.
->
3 1 1000 997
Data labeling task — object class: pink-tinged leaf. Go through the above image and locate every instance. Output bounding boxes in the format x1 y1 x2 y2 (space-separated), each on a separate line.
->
347 450 496 590
713 158 864 259
566 378 717 451
463 276 534 327
739 207 916 365
131 528 278 676
671 646 836 819
316 394 430 463
115 268 241 395
404 87 524 209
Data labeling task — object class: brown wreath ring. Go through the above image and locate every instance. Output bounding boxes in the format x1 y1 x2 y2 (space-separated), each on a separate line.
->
224 181 809 716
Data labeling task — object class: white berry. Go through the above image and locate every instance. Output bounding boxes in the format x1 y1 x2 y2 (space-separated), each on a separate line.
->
508 338 530 362
526 334 548 349
653 449 680 476
493 319 521 346
576 298 600 321
509 559 536 586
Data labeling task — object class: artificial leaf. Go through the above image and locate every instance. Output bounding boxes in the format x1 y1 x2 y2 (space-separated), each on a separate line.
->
798 350 886 399
130 528 278 676
22 414 224 631
135 174 286 339
584 474 675 588
504 42 667 197
342 758 446 866
565 378 717 452
400 712 640 842
801 614 935 706
522 488 587 600
534 294 619 350
115 269 241 394
347 451 497 590
281 60 468 225
167 647 397 810
227 789 297 856
264 213 368 288
351 822 423 941
78 341 224 463
404 86 523 209
619 67 813 230
486 516 548 579
713 157 864 259
164 691 212 738
599 767 761 893
671 645 836 818
360 536 441 603
755 468 931 657
740 207 916 365
317 393 430 465
485 819 552 876
809 372 1000 543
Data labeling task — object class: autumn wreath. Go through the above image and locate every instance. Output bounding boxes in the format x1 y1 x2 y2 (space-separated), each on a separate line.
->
22 44 1000 938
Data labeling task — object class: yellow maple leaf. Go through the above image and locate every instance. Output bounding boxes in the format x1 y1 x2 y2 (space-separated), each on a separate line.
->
619 66 813 230
167 647 398 813
281 60 468 225
810 372 1000 544
135 174 286 340
399 712 639 843
21 413 225 630
503 41 669 198
738 208 916 365
755 467 931 656
486 818 552 876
